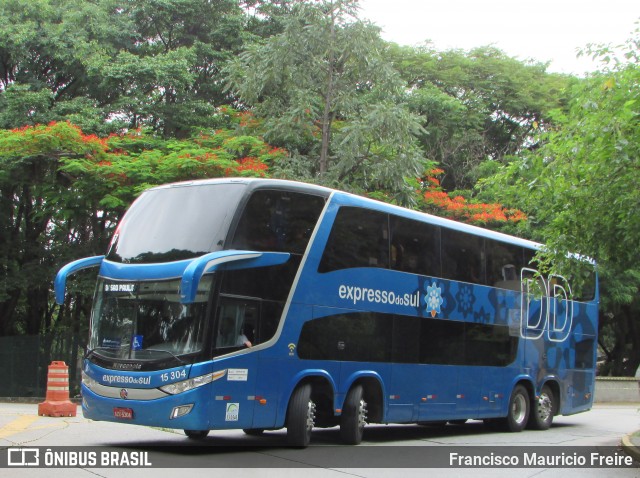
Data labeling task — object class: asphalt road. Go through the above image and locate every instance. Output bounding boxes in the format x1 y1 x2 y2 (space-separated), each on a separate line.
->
0 402 638 478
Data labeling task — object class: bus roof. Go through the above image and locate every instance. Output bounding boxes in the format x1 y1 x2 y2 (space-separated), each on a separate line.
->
330 189 543 252
147 177 542 252
146 177 334 197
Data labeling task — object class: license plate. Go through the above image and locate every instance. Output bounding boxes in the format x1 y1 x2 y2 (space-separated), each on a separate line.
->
113 407 134 419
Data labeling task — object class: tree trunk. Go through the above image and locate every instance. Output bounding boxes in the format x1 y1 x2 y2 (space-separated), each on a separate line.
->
319 4 337 175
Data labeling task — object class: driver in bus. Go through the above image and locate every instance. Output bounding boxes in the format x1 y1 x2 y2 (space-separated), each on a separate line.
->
219 316 252 348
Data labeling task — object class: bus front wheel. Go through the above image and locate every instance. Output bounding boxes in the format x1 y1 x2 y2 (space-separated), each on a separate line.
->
286 383 316 447
340 384 367 445
184 429 209 439
505 384 530 432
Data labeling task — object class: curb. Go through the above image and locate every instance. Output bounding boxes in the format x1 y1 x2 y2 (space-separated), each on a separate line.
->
621 432 640 463
0 397 82 404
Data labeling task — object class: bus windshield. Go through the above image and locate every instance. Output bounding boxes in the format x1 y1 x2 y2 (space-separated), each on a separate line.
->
107 183 246 263
88 277 213 362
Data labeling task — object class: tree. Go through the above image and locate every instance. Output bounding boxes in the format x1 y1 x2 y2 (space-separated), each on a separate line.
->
480 28 640 375
0 121 277 339
418 168 527 228
388 43 572 191
0 0 247 136
225 0 428 203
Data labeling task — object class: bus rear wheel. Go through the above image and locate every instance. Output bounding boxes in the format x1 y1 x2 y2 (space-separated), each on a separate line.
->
184 429 209 440
504 384 530 432
528 385 555 430
340 384 367 445
286 384 316 447
448 419 467 425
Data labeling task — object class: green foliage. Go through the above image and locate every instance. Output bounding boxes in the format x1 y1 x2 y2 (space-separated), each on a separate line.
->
0 0 246 136
389 43 573 190
225 0 429 203
482 57 640 297
480 27 640 374
0 121 273 338
1 0 635 376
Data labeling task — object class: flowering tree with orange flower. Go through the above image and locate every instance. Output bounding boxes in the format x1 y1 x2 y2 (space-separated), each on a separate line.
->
0 121 277 345
418 168 527 228
224 0 427 202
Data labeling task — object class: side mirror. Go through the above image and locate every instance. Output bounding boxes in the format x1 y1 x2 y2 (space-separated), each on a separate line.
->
180 250 290 303
54 256 104 304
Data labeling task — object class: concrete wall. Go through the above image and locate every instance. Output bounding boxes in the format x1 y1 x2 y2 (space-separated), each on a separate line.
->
595 377 640 403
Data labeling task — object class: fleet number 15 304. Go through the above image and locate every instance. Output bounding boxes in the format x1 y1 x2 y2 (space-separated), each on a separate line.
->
160 370 187 382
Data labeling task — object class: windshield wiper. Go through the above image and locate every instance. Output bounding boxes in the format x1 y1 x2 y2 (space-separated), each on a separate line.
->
85 346 122 359
144 348 187 366
85 346 187 367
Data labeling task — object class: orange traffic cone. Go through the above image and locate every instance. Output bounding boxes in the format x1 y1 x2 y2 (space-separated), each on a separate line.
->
37 361 77 417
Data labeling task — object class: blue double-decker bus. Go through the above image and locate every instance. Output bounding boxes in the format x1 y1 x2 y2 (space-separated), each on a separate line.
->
55 178 598 446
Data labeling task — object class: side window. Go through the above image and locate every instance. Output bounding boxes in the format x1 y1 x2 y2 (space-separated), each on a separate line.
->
259 301 283 345
298 313 519 367
575 338 595 369
486 242 524 291
231 190 325 254
465 323 517 366
392 316 421 363
216 299 257 349
215 297 281 352
389 215 441 277
441 228 485 285
221 261 300 302
419 318 466 365
318 207 389 273
297 313 392 362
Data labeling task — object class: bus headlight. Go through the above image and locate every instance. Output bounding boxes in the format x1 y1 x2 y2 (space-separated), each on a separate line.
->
159 371 224 395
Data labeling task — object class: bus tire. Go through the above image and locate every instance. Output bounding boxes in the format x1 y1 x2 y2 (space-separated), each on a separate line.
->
418 421 447 427
448 419 467 425
286 383 315 447
184 429 209 439
483 418 500 430
505 384 530 432
243 428 265 436
528 385 555 430
340 384 367 445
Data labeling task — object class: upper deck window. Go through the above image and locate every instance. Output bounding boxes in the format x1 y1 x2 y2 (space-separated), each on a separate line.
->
107 183 246 263
318 207 389 273
230 190 326 254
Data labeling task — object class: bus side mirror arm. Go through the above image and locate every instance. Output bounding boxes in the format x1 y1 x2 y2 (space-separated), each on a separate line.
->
180 250 290 304
54 255 105 305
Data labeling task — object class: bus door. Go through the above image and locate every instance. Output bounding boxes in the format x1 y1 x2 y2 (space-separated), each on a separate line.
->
391 317 458 422
421 318 464 421
456 366 483 419
415 365 458 422
461 320 519 418
212 297 260 429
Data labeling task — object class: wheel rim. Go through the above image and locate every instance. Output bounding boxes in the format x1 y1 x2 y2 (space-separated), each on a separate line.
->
537 392 553 422
512 393 527 424
306 400 316 431
357 399 368 429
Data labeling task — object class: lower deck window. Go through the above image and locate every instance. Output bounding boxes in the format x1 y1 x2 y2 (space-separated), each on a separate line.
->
298 312 517 366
